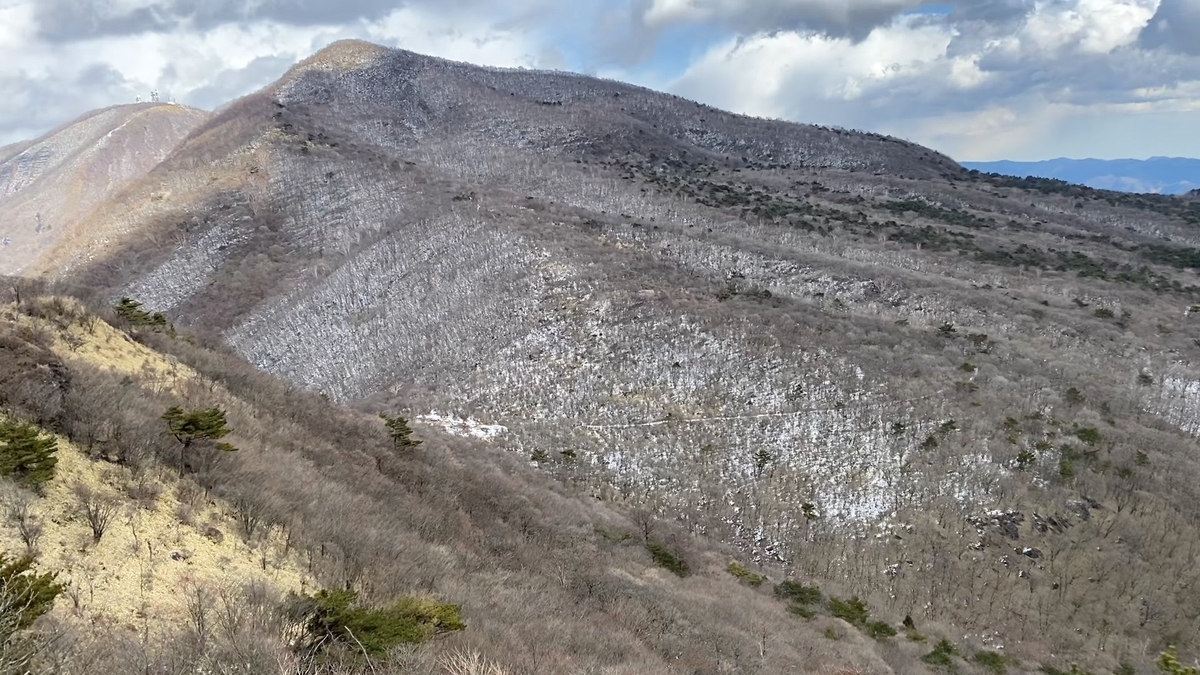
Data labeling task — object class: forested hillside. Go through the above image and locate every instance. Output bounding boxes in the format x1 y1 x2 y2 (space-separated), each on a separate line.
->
2 39 1200 674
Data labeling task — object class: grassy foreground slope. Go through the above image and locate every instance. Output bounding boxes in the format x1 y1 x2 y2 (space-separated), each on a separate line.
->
0 299 311 636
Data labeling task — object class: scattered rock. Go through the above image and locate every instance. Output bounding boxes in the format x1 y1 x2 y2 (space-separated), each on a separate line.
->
1032 512 1071 534
967 509 1024 540
1066 500 1092 521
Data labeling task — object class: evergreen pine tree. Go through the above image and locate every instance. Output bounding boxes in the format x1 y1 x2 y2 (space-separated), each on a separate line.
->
162 406 236 477
114 297 169 330
380 414 422 451
0 553 62 638
0 420 58 491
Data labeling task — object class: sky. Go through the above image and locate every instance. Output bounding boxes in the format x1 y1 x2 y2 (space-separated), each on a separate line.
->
1 0 1198 161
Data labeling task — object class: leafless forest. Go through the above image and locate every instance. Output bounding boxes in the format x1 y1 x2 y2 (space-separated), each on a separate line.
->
3 39 1200 674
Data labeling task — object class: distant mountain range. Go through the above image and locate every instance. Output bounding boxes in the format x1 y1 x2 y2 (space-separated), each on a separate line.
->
962 156 1200 194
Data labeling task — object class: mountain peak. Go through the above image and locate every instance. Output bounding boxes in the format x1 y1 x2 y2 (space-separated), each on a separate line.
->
285 39 389 81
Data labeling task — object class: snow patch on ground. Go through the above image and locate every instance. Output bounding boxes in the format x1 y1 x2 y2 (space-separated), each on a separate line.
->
419 412 508 440
1150 375 1200 437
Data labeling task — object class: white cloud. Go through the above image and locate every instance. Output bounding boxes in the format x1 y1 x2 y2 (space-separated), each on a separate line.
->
1020 0 1157 54
366 7 546 68
0 2 34 51
670 20 961 119
657 0 1200 159
0 1 548 145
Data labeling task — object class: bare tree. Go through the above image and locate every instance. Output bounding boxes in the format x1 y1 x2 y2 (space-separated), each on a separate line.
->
73 483 118 544
1 486 43 557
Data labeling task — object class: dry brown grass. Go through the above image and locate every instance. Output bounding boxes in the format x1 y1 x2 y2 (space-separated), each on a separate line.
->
0 303 311 632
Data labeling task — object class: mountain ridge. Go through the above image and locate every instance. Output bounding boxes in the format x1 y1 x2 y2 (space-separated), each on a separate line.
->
0 102 210 276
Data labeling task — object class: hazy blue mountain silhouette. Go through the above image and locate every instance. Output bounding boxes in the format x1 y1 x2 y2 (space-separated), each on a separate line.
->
962 156 1200 194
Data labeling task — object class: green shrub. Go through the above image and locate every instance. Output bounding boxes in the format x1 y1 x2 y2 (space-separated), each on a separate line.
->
285 589 464 659
594 527 632 544
1015 449 1036 470
1157 646 1199 675
973 650 1007 675
865 620 897 639
1074 427 1103 446
162 406 236 478
645 541 688 577
774 580 822 605
1059 458 1075 478
787 603 815 619
0 553 61 638
922 639 960 672
379 414 421 451
752 448 773 476
0 419 58 491
727 562 766 587
113 298 169 330
828 595 870 626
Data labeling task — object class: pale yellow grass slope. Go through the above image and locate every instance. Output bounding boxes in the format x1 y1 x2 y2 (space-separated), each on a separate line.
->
0 303 312 630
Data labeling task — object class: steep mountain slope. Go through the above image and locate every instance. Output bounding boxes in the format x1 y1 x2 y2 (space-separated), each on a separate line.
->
0 103 209 275
11 40 1200 671
963 156 1200 194
1 290 952 675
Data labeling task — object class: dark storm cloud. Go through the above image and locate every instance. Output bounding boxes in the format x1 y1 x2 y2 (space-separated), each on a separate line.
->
1140 0 1200 55
638 0 930 40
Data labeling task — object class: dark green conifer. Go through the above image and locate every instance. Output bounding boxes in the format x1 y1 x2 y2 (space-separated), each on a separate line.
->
162 406 236 477
380 414 421 451
0 420 58 491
